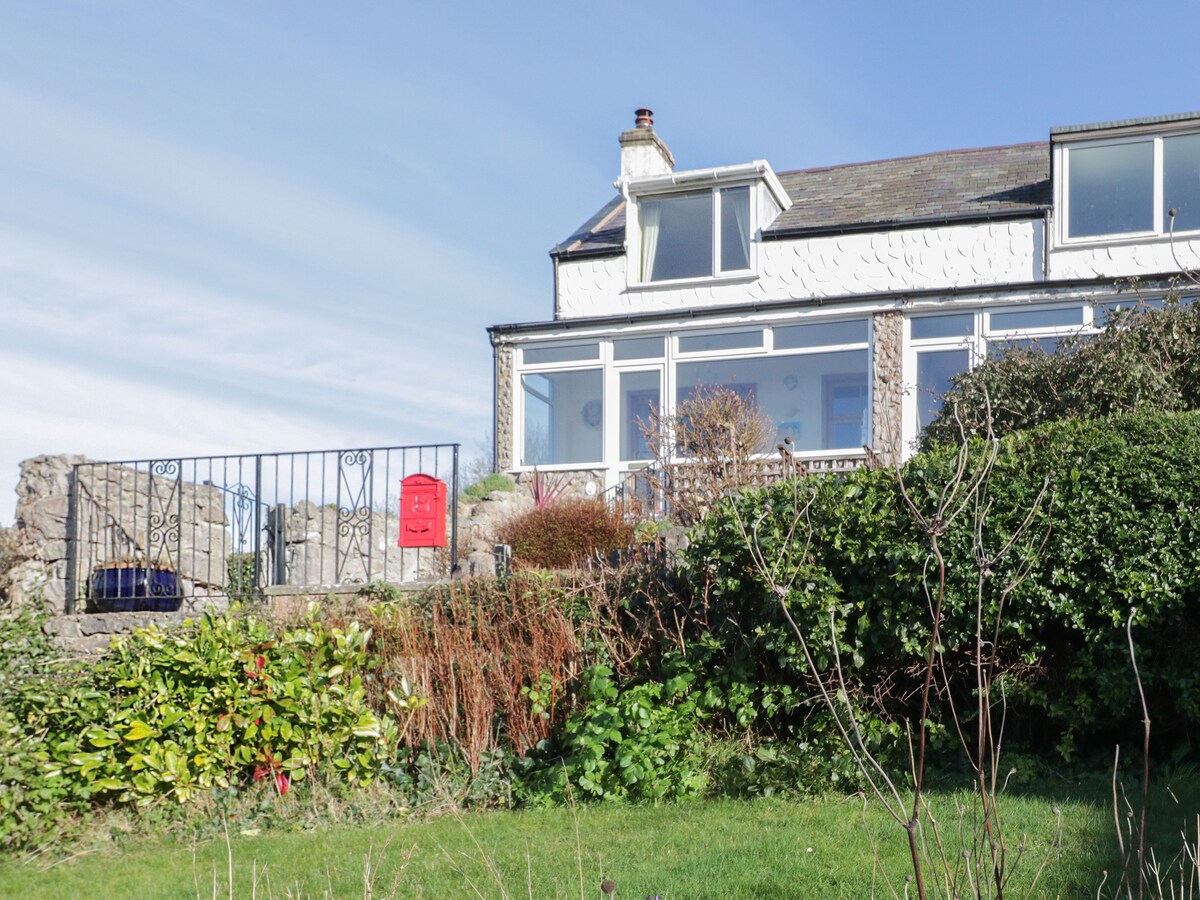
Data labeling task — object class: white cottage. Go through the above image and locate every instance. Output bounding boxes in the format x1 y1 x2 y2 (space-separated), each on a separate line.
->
489 109 1200 493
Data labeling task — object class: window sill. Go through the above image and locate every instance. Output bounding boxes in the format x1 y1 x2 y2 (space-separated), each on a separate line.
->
514 462 603 472
625 272 759 292
1052 229 1200 251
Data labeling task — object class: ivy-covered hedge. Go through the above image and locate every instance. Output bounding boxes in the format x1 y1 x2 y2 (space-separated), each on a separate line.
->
687 410 1200 759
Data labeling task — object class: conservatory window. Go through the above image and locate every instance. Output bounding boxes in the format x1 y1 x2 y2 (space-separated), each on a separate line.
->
521 370 602 466
619 370 660 461
676 347 869 452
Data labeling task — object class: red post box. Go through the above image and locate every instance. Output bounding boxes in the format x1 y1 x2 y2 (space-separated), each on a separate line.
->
398 474 447 547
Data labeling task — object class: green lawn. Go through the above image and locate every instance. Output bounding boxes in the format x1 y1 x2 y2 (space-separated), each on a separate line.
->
0 788 1160 899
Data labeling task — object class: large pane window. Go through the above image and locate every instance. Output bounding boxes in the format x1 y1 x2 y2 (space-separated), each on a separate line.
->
916 349 970 430
719 186 751 271
522 370 602 465
677 349 869 451
619 370 660 461
639 186 753 281
1062 132 1200 240
1164 133 1200 232
640 191 712 281
1067 141 1154 238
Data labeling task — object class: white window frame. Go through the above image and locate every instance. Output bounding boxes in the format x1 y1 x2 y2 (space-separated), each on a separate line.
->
629 183 757 287
1058 130 1200 245
515 339 610 471
512 317 875 486
670 318 873 462
902 302 1103 451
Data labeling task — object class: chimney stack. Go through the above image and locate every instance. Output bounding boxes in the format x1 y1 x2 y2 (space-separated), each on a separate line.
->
618 107 675 181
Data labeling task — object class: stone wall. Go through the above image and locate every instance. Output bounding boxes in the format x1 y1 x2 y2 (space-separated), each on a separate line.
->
871 309 904 466
493 341 515 471
3 454 229 615
457 488 534 576
44 610 187 656
271 502 443 587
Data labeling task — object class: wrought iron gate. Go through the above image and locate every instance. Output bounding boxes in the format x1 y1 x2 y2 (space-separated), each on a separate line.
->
67 444 459 612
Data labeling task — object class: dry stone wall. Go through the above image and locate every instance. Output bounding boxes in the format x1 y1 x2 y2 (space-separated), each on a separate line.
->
271 502 442 587
3 454 230 616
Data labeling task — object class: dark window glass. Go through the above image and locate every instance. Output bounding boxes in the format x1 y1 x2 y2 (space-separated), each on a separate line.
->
916 349 970 431
990 307 1082 330
523 343 599 364
719 187 751 271
677 330 763 353
641 192 713 281
775 319 868 349
619 371 660 460
1164 133 1200 233
911 314 974 340
521 370 602 465
613 336 665 360
1068 142 1154 238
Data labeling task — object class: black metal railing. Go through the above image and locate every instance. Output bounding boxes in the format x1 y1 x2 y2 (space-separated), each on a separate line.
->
67 444 459 612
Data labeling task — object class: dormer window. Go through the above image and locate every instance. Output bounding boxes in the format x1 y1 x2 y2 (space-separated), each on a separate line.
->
1062 131 1200 239
640 186 751 281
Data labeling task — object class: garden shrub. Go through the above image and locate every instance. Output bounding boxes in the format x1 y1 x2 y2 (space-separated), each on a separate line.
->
688 410 1200 759
460 472 515 502
337 575 581 769
497 498 634 569
517 659 709 803
53 611 418 805
0 611 103 851
640 385 777 525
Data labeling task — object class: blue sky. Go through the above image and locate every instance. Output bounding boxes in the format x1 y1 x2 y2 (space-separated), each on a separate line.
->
2 1 1199 520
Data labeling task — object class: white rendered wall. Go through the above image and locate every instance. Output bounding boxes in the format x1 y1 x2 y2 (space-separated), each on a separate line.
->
556 220 1044 319
1047 233 1200 281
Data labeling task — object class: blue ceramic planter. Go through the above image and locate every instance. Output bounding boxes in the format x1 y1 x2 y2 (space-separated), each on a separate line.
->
90 565 182 613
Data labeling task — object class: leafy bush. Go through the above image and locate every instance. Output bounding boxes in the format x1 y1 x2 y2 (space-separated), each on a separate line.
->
0 611 101 851
924 296 1200 445
225 551 260 602
689 410 1200 759
517 661 709 803
460 472 515 502
0 527 20 605
497 499 633 569
46 612 419 806
382 743 515 811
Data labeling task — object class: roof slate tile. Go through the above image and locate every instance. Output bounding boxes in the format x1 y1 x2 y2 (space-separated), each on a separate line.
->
553 141 1051 258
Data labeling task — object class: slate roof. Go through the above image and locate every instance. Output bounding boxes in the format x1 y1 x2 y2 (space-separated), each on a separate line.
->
551 141 1051 259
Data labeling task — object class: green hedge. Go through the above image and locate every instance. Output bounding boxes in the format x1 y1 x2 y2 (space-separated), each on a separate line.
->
687 410 1200 760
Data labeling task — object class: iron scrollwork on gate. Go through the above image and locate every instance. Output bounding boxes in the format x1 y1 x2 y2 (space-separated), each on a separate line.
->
336 449 374 582
146 459 182 573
